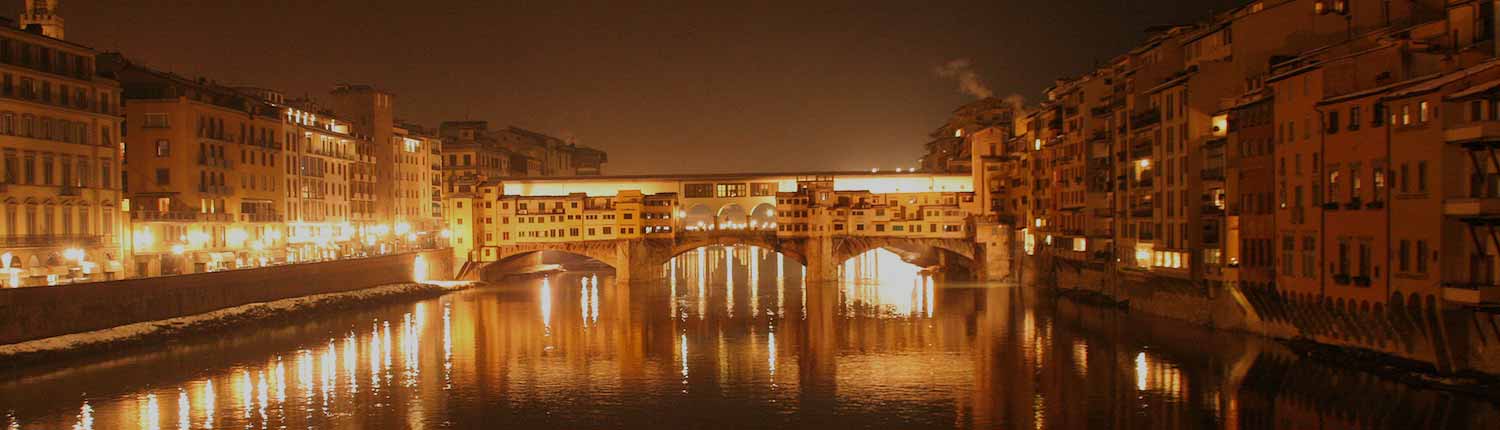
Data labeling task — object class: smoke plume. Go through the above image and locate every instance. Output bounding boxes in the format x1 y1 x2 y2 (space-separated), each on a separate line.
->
934 58 994 99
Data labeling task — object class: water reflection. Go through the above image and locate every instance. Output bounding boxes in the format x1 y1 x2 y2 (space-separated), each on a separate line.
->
0 244 1495 429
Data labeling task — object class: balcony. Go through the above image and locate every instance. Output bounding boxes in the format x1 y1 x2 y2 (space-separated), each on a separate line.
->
132 210 234 223
1088 129 1110 143
197 156 232 169
1130 109 1161 129
1130 205 1153 218
1135 175 1154 188
240 212 283 223
59 186 80 196
1091 105 1112 118
1201 204 1224 216
1444 282 1500 305
1445 198 1500 216
1343 197 1363 211
1200 167 1224 181
131 210 198 222
1131 142 1152 158
0 234 108 247
1444 121 1500 145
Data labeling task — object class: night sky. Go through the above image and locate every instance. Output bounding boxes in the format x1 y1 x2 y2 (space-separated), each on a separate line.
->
24 0 1242 174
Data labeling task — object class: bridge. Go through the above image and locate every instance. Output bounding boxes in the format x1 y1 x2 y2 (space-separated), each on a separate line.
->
444 171 1014 283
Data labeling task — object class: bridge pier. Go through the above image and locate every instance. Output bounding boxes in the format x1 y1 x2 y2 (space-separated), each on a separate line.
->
802 237 840 284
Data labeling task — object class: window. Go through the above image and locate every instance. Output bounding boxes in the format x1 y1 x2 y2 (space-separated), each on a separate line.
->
1399 240 1410 272
751 182 776 196
1416 240 1429 273
1401 104 1410 125
155 139 170 157
1419 101 1430 123
1373 104 1385 126
685 183 713 198
1418 161 1428 192
1349 106 1361 131
143 113 168 128
1326 111 1339 134
715 183 747 198
155 168 169 185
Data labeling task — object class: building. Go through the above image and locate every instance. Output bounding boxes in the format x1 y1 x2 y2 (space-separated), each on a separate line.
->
920 97 1018 173
0 13 124 286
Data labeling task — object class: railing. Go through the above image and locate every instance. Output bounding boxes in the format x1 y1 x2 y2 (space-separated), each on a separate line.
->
132 210 199 222
1201 167 1225 181
1130 109 1161 128
0 234 108 247
240 212 283 223
1131 142 1152 158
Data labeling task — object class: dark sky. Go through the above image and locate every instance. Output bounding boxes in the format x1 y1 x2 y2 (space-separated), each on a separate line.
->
24 0 1242 174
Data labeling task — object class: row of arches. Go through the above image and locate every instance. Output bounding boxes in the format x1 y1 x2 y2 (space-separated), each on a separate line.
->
683 203 776 231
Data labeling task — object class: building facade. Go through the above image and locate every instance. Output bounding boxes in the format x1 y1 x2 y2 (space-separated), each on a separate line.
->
0 16 123 286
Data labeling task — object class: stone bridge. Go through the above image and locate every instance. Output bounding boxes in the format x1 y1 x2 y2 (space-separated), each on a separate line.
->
466 230 1010 284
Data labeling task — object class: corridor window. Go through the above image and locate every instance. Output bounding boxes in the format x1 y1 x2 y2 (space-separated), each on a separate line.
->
715 183 747 198
685 183 713 198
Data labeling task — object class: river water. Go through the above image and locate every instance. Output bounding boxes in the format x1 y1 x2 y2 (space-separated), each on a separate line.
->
1 246 1496 429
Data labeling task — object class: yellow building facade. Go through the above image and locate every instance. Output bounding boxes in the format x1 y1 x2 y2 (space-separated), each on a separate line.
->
0 22 124 286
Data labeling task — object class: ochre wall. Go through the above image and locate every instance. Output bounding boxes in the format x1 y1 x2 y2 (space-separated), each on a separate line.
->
0 249 454 345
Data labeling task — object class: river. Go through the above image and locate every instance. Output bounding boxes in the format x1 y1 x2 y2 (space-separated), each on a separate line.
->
1 246 1495 429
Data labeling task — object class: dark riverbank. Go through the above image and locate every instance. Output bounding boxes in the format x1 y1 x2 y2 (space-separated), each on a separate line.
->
0 281 474 370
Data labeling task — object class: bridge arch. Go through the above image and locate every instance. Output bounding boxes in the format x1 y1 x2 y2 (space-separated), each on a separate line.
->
469 241 624 280
648 233 808 268
833 236 977 274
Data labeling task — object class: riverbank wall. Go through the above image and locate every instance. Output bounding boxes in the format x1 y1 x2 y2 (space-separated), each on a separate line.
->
1022 254 1500 377
0 249 454 346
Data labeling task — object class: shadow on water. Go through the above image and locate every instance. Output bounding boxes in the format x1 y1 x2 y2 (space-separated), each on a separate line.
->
0 245 1495 429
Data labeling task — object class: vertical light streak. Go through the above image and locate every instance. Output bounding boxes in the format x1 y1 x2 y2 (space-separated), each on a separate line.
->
589 277 600 325
749 246 760 317
697 248 706 319
344 334 359 394
238 370 252 419
139 393 160 430
580 278 591 328
776 254 785 317
679 333 689 393
176 389 189 430
540 277 553 335
726 247 735 317
75 400 95 430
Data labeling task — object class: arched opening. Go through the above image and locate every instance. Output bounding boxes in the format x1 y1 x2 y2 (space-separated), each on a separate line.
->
840 247 936 318
683 204 715 231
717 204 748 230
749 203 777 231
661 244 805 319
481 249 615 282
842 239 977 281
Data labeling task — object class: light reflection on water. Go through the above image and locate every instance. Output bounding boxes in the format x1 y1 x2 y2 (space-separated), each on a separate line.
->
0 245 1496 429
